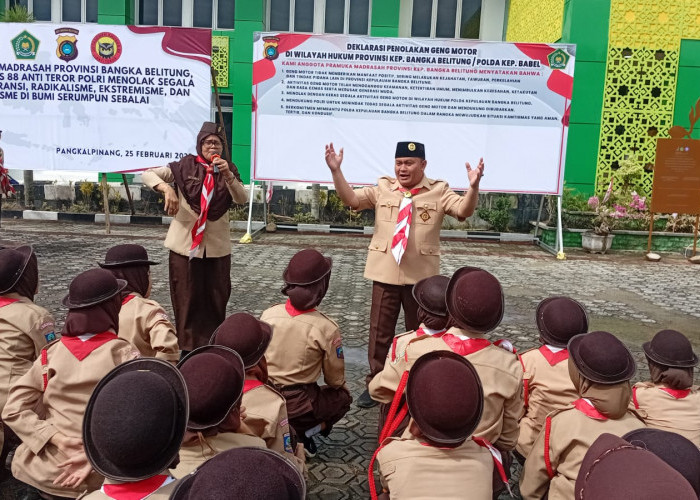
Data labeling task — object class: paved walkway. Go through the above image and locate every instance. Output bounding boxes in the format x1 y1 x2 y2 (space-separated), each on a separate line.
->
1 219 699 499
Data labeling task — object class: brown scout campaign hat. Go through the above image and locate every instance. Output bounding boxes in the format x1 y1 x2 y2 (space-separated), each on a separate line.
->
177 345 245 430
623 428 700 496
406 350 483 446
98 244 159 268
282 248 332 286
575 433 697 499
412 275 450 317
0 245 33 294
568 331 636 384
209 312 273 369
445 266 504 334
642 329 699 368
170 447 305 500
61 268 127 309
83 358 188 481
535 296 589 348
395 141 425 159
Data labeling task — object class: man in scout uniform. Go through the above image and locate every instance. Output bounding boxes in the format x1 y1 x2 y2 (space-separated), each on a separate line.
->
516 296 588 461
520 331 645 500
3 269 138 498
325 141 484 408
630 329 700 446
261 248 352 457
210 312 303 471
0 246 55 469
171 345 265 478
99 244 179 364
372 351 502 500
575 433 696 499
170 447 305 500
79 358 188 499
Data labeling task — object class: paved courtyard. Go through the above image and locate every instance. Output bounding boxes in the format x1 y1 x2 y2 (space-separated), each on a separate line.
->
1 219 699 499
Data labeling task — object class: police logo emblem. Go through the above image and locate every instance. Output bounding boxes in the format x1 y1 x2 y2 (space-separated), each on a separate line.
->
55 28 79 62
263 36 280 61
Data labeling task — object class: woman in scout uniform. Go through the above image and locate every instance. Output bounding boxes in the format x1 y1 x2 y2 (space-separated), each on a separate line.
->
630 329 700 446
0 246 55 470
2 269 137 498
261 248 352 457
79 358 188 499
372 351 502 500
516 296 588 461
142 122 248 354
170 345 265 478
210 312 303 470
99 244 179 364
520 331 645 500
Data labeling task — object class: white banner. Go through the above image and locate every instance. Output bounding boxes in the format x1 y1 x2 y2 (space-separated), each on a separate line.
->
0 23 212 172
252 34 575 194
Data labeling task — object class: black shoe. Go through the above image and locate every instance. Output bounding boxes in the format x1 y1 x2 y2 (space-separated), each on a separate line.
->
301 434 318 458
356 389 379 408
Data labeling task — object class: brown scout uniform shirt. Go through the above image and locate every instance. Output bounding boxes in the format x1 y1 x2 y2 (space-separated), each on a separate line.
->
242 377 300 469
2 335 137 497
520 402 645 500
369 326 523 451
262 304 346 388
377 425 494 500
170 431 265 478
141 165 247 258
631 381 700 447
355 176 471 285
516 346 578 458
80 476 178 499
119 293 179 363
0 293 55 453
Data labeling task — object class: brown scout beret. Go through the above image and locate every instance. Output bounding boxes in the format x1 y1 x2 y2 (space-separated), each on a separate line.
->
568 331 635 384
412 275 450 317
83 358 188 481
642 329 698 368
62 268 127 309
98 244 159 268
535 296 589 348
445 266 504 333
0 245 33 293
209 312 273 369
282 248 332 286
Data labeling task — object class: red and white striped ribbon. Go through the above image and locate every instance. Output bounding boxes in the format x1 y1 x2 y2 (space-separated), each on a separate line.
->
473 436 514 497
189 158 215 259
390 187 420 265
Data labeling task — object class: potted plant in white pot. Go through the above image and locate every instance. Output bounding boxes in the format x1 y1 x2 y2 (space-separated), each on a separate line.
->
582 197 616 253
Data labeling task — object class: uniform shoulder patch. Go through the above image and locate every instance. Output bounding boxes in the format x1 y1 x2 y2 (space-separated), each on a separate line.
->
283 433 293 453
44 331 57 342
336 345 344 359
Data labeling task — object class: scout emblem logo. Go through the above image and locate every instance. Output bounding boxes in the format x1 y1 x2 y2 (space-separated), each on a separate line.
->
263 36 280 60
55 28 79 62
420 210 431 222
547 48 569 70
336 346 344 359
91 32 122 64
408 142 416 151
11 31 39 60
45 332 57 342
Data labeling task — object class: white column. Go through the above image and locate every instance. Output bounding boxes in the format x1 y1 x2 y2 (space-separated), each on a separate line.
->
479 0 507 41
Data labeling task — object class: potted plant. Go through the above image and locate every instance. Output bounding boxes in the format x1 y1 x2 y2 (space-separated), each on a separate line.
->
583 197 616 253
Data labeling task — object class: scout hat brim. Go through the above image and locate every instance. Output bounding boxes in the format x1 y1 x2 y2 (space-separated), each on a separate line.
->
83 358 189 481
411 275 450 317
568 331 636 384
61 278 128 309
209 315 273 369
535 296 589 348
0 245 33 294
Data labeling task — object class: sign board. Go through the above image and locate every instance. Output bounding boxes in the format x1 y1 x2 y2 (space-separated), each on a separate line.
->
0 23 212 172
651 138 700 215
252 33 575 194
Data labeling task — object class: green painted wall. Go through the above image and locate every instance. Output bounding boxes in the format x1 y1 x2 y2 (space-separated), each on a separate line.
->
560 0 610 196
674 39 700 140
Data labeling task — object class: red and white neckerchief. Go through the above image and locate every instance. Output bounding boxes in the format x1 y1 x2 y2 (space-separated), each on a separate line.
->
494 339 517 353
390 326 446 362
441 333 491 357
60 331 118 361
472 437 514 497
243 379 264 393
101 474 174 500
659 387 691 399
0 297 19 307
0 152 15 197
285 299 316 317
539 345 569 366
188 155 215 259
390 187 421 265
121 294 136 306
572 398 608 420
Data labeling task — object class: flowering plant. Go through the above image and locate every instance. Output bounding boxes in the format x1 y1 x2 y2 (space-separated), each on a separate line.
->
587 182 648 235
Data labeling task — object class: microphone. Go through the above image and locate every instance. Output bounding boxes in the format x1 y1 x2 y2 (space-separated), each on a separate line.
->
210 154 221 173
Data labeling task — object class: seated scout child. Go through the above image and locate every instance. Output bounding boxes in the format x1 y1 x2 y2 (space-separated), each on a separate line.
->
170 447 305 500
99 244 179 363
0 246 55 469
372 351 501 500
210 312 303 469
630 329 700 446
261 248 352 457
2 269 137 498
517 296 588 461
80 358 188 498
520 331 645 500
575 433 696 500
171 345 265 478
